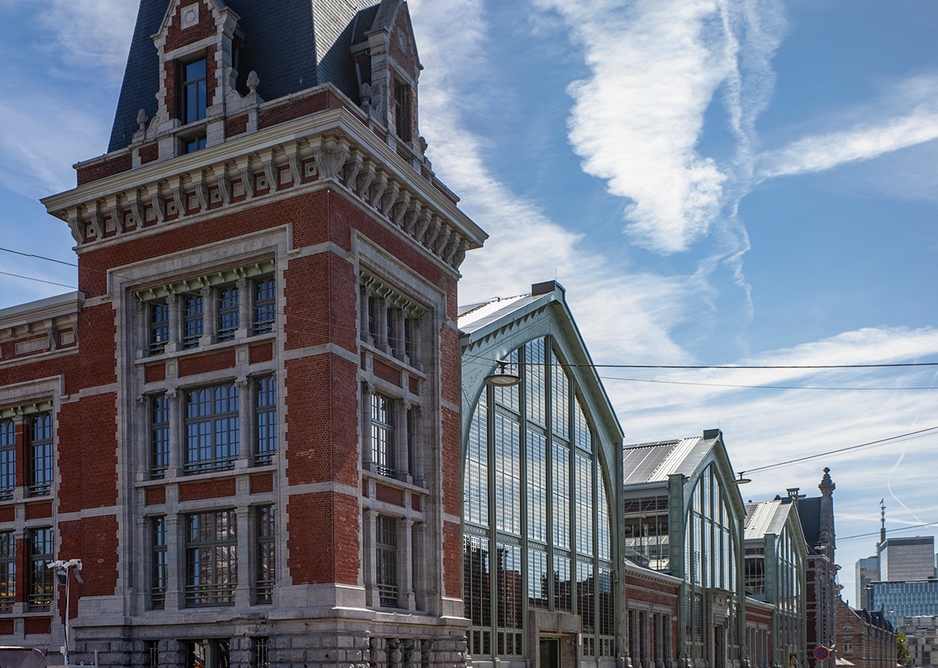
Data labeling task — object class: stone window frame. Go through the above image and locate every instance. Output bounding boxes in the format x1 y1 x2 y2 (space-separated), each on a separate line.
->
375 514 399 607
27 527 53 611
183 381 240 475
27 413 53 497
151 515 168 609
0 419 14 500
184 508 238 607
135 259 277 359
253 505 275 604
0 530 14 612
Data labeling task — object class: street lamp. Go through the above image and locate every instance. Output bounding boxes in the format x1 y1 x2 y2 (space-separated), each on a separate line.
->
47 559 82 667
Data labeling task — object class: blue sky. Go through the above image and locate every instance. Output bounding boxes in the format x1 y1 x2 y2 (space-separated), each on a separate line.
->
0 0 936 602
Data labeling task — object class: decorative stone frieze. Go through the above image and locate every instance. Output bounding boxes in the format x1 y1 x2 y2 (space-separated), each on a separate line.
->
44 109 485 272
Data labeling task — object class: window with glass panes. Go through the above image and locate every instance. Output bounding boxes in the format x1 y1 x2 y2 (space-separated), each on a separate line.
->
0 531 13 611
185 383 239 473
185 510 237 606
255 506 275 602
182 58 207 125
463 336 616 659
29 413 53 496
150 395 169 478
376 515 398 607
182 293 203 348
217 286 239 342
28 528 53 610
253 277 276 334
369 393 395 477
151 516 167 608
255 376 276 465
682 464 740 661
149 301 169 355
0 420 14 500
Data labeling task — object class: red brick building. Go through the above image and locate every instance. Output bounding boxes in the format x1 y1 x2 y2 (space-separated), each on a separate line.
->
834 597 896 668
1 1 485 666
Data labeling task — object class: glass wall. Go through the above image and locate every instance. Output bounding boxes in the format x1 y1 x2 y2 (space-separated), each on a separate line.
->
464 337 615 659
682 464 739 661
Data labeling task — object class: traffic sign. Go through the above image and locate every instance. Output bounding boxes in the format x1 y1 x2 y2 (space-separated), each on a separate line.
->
815 646 830 661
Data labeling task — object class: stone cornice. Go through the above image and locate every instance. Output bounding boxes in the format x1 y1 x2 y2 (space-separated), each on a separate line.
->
42 108 486 271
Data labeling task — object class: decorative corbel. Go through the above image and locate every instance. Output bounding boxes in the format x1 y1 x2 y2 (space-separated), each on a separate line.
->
344 149 363 189
217 170 231 207
314 136 349 180
424 216 442 249
130 189 145 229
381 181 400 218
443 235 460 264
414 211 431 243
370 171 388 208
236 155 254 199
89 200 105 238
191 169 210 211
65 207 84 243
435 225 452 256
452 239 469 269
166 174 187 217
104 193 124 235
284 144 302 187
45 320 58 351
393 190 412 226
235 376 249 390
258 148 278 193
357 161 376 199
404 200 421 235
152 185 166 224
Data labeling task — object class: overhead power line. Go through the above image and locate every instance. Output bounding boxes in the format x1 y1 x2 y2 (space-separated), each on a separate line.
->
837 521 938 542
600 375 938 392
741 425 938 475
0 270 76 290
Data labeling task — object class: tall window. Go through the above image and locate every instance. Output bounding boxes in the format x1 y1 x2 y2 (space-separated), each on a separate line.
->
376 515 398 607
28 528 53 610
149 301 169 355
0 420 14 500
217 286 239 342
255 377 276 465
150 395 169 479
186 640 229 668
182 58 207 125
185 383 239 473
185 510 237 606
0 531 14 612
370 394 395 477
255 506 275 603
151 516 167 609
253 277 276 335
394 81 412 141
182 294 204 349
29 414 53 496
464 336 615 659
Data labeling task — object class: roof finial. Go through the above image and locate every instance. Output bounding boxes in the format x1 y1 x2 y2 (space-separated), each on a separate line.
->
136 108 149 131
247 71 260 94
880 499 886 544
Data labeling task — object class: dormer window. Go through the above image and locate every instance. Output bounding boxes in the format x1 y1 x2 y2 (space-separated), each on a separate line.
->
182 58 207 124
394 80 412 142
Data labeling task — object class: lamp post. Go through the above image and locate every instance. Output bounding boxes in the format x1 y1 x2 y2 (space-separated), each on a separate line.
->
47 558 82 667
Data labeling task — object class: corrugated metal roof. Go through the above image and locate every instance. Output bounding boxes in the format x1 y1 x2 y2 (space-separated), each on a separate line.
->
622 437 702 484
744 499 796 539
457 294 533 335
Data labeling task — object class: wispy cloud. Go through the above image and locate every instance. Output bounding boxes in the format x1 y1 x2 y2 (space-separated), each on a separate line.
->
759 74 938 179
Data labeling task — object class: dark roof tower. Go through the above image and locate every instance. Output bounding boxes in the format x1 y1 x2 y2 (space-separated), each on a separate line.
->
109 0 416 152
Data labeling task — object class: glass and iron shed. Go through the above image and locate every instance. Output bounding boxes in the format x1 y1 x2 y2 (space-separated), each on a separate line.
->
459 282 625 668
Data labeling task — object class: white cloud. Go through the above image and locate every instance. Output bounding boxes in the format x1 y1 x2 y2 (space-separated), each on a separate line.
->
759 74 938 179
37 0 138 84
759 110 938 179
529 0 734 254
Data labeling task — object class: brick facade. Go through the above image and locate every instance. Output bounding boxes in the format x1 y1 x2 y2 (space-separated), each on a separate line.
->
6 1 486 666
834 597 897 668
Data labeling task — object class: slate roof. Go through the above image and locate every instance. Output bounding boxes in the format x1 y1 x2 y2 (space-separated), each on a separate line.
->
109 0 393 152
797 496 822 550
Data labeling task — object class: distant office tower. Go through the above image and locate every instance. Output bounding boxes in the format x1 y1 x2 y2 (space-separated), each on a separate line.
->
868 581 938 629
856 556 879 609
879 536 936 581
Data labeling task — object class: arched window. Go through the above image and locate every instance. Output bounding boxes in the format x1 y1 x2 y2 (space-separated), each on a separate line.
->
683 464 739 660
463 337 615 659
